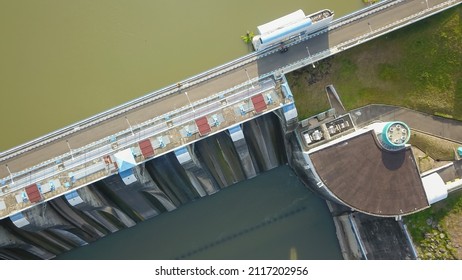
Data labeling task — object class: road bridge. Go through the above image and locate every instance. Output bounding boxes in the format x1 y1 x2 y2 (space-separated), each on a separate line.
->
0 0 460 219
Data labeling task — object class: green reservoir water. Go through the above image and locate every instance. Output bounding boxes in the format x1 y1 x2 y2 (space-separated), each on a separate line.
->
0 0 365 151
1 1 366 260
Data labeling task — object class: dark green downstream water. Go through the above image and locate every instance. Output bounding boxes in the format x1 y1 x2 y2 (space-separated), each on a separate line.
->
57 165 342 260
0 1 369 260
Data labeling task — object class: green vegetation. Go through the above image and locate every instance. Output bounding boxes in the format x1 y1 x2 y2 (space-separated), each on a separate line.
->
434 112 454 119
362 0 379 4
285 60 331 119
405 191 462 259
241 31 255 44
407 132 462 259
288 6 462 120
286 6 462 259
409 131 458 162
414 149 432 172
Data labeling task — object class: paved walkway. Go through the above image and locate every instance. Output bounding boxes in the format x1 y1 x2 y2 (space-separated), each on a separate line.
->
350 104 462 144
1 0 457 179
326 85 347 117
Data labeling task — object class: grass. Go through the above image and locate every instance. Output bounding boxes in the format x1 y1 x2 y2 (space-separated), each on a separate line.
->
412 147 436 173
409 131 458 162
287 6 462 120
406 132 462 259
285 60 331 120
286 5 462 259
404 191 462 259
363 0 379 4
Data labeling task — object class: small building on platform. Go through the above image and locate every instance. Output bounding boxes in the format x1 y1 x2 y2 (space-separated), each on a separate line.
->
307 121 430 217
195 116 211 136
251 94 267 114
25 184 42 204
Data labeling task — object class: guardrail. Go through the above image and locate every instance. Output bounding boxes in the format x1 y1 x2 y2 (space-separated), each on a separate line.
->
1 77 277 195
329 0 404 29
270 0 461 79
3 0 459 180
0 52 259 163
0 1 407 163
258 0 405 58
1 0 461 219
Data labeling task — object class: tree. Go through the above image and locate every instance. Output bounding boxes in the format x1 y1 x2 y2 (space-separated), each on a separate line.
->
363 0 379 4
241 31 254 44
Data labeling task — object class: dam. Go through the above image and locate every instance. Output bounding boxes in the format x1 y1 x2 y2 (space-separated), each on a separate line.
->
0 49 304 258
0 0 461 259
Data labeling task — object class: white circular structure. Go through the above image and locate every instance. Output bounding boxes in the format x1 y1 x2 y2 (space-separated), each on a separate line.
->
381 121 410 150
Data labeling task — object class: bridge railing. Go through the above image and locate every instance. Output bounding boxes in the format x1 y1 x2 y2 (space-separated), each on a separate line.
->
0 1 407 163
266 0 461 82
331 0 461 51
1 76 277 195
329 0 403 29
0 54 259 164
259 0 405 58
3 0 460 184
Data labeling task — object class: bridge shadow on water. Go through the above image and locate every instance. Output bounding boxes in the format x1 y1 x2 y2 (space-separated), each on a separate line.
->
55 165 342 260
175 205 308 260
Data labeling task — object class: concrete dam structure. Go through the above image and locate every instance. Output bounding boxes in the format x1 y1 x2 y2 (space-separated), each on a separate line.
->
0 111 291 259
1 0 461 259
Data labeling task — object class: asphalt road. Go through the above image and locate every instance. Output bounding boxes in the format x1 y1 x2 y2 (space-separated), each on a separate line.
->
0 0 459 179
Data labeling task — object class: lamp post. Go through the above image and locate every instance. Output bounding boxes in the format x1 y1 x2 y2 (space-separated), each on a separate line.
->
125 116 135 136
66 140 74 160
5 164 14 184
425 0 429 9
184 91 195 112
244 69 254 89
306 46 315 68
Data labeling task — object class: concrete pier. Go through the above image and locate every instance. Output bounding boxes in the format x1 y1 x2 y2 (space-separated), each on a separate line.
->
133 164 177 212
228 125 257 179
69 186 136 231
97 174 159 222
175 147 219 195
0 224 55 259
